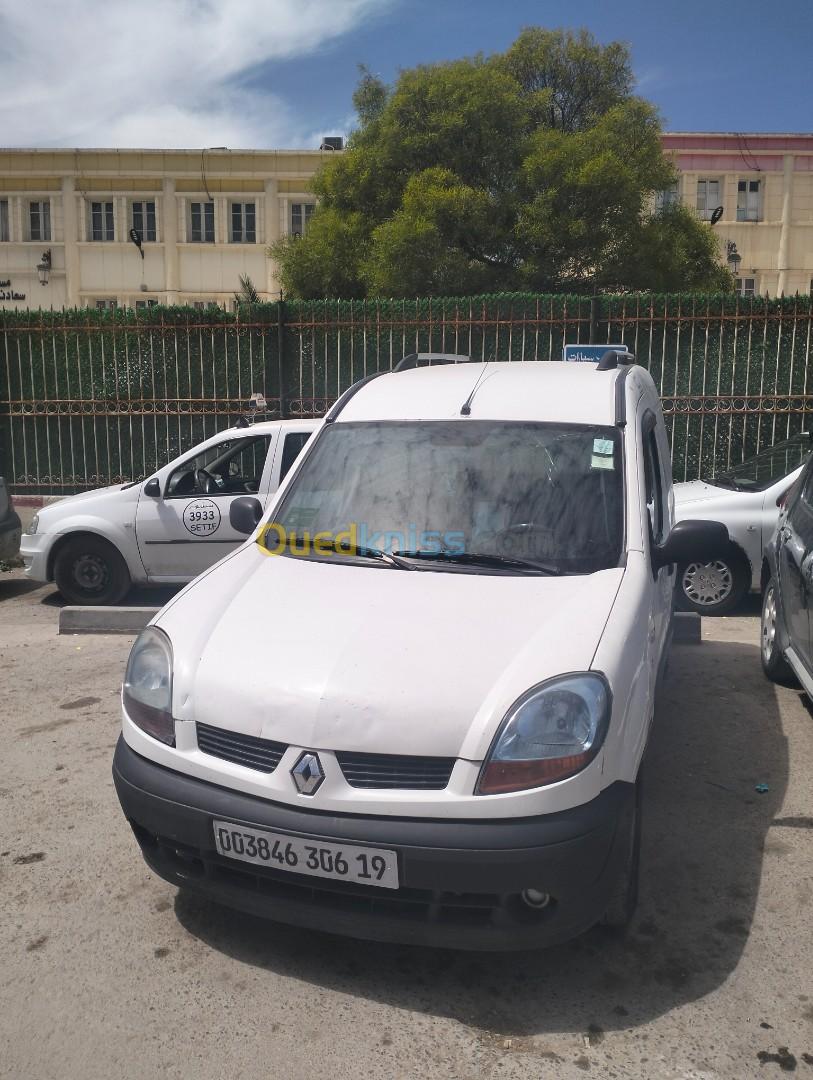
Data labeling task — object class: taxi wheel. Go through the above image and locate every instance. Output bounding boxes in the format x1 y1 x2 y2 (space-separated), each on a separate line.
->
54 536 131 605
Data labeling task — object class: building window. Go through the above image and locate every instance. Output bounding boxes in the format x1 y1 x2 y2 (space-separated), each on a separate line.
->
737 180 762 222
131 200 156 242
230 202 256 243
655 184 679 211
95 299 118 311
89 201 115 241
696 179 721 220
736 278 757 297
189 201 215 243
0 199 8 242
290 203 315 237
135 298 159 310
28 200 51 242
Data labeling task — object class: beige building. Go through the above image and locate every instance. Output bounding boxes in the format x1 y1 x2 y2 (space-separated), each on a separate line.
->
2 135 811 308
0 146 338 310
663 132 813 297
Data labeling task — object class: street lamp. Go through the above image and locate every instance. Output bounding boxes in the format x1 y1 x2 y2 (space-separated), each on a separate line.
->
36 249 52 286
726 241 741 277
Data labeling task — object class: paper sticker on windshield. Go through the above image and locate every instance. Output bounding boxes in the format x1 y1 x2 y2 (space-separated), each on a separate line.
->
183 499 221 536
593 438 614 456
591 454 615 471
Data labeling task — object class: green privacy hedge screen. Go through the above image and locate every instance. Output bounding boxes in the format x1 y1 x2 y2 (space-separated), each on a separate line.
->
1 292 812 494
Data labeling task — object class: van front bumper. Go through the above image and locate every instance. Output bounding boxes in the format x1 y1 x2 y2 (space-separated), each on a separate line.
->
113 736 634 951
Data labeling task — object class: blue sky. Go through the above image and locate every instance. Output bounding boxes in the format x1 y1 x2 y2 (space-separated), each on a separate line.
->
257 0 813 142
1 0 810 148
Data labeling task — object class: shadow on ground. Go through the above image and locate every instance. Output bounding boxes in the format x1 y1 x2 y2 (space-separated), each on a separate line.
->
40 585 181 608
175 636 787 1037
0 576 44 601
0 579 181 608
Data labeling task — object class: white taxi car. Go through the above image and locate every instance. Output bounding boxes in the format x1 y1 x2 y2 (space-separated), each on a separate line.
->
21 419 319 604
113 354 726 950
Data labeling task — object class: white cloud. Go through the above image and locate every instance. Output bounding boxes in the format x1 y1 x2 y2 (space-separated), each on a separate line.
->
0 0 387 148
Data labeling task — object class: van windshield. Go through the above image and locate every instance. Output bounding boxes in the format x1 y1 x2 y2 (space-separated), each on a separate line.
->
267 421 624 575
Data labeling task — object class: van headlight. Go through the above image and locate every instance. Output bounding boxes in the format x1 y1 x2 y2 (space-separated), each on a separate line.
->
477 674 610 795
25 514 39 535
123 627 175 746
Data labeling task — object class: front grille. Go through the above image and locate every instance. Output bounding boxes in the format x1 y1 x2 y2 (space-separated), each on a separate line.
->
196 723 285 774
195 725 456 790
335 750 455 790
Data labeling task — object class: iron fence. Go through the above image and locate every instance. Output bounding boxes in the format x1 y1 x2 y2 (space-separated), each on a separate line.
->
2 293 812 495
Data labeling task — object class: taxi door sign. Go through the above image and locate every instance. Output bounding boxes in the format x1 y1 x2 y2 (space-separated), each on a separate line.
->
562 343 627 363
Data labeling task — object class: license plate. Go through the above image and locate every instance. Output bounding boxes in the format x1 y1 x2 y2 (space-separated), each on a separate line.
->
212 820 399 889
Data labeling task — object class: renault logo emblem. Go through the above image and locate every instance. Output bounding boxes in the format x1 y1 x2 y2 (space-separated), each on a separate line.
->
291 752 324 796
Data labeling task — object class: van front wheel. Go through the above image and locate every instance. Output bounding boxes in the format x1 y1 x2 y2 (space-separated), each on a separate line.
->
601 781 641 928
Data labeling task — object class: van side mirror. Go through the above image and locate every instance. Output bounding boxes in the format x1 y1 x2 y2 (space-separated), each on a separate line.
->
654 519 729 570
144 477 160 497
230 496 263 535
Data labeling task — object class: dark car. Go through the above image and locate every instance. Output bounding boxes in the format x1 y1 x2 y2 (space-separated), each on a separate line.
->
0 479 22 563
760 454 813 692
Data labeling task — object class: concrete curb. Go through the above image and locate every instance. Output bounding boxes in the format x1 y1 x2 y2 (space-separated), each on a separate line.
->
673 611 701 644
59 606 159 635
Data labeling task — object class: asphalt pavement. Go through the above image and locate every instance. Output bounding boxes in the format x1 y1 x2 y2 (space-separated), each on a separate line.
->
1 568 812 1080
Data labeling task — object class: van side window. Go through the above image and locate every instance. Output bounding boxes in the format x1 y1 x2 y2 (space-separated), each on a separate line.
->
643 425 666 545
279 432 311 482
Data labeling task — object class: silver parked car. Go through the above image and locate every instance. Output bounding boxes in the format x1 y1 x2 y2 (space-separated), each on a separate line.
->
673 432 811 614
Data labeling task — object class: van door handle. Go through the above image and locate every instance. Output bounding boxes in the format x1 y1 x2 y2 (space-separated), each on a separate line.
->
778 526 792 543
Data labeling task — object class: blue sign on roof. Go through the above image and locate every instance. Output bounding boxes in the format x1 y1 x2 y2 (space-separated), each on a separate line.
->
563 343 628 363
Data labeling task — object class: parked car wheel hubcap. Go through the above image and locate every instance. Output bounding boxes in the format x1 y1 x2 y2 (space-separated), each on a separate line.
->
73 554 109 592
682 560 733 606
762 586 777 662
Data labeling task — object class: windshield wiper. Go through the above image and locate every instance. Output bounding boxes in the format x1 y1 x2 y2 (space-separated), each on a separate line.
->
268 532 413 569
331 539 415 570
393 550 562 575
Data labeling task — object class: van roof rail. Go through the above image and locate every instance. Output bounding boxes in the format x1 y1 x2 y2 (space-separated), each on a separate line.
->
597 349 635 371
394 352 473 373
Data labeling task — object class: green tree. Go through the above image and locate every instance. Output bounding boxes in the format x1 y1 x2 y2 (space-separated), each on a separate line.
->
233 273 261 307
273 28 732 298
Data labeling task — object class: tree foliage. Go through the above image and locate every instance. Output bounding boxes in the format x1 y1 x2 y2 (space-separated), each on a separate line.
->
273 28 732 298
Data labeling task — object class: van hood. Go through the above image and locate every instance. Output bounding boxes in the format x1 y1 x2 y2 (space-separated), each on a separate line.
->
159 545 624 761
